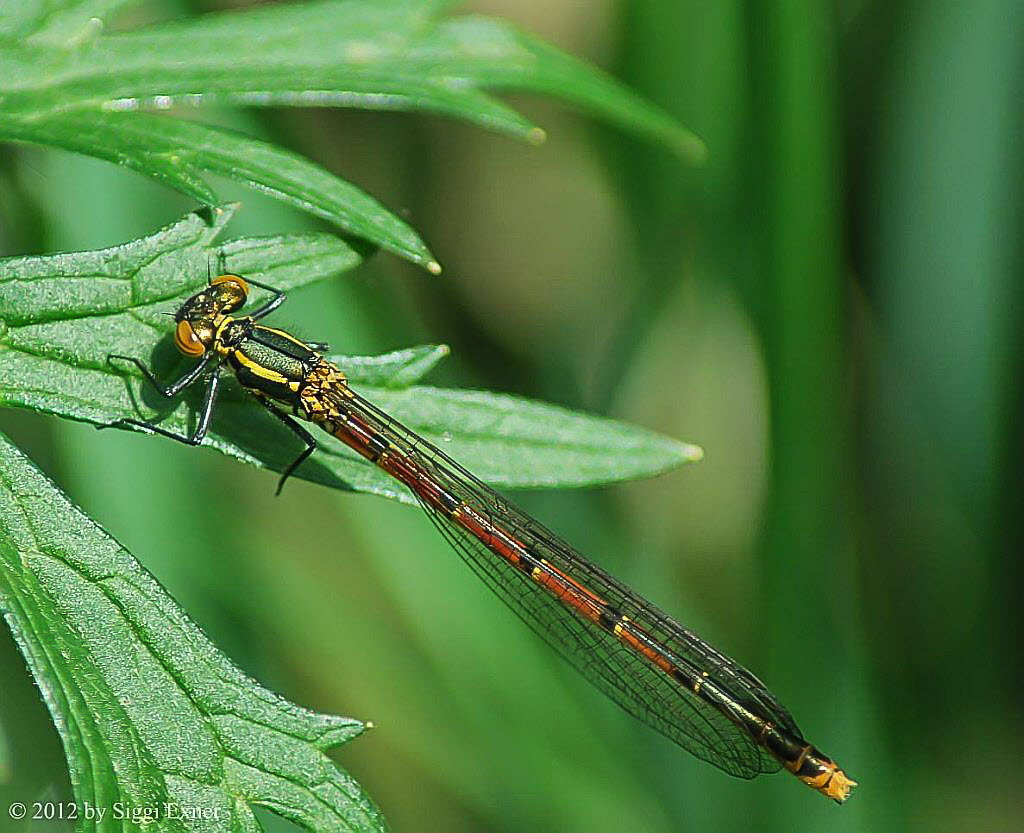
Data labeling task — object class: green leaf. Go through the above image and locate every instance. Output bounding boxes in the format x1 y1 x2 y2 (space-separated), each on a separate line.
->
0 2 702 262
0 0 702 158
0 202 362 413
0 202 362 328
150 372 702 504
0 428 384 832
296 383 704 500
416 16 706 160
0 111 439 271
0 207 701 504
335 344 450 388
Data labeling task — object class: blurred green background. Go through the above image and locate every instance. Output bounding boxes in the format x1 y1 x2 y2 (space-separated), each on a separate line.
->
2 1 1022 831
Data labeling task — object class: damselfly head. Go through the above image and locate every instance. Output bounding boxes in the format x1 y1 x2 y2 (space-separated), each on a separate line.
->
172 273 251 357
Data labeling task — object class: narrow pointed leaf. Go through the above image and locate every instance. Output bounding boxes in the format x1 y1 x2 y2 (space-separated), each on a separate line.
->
0 0 702 271
0 209 701 504
0 0 703 153
0 112 438 270
335 344 450 388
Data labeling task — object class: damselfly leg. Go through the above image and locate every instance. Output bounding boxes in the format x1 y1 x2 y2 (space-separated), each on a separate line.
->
255 396 318 495
103 352 223 446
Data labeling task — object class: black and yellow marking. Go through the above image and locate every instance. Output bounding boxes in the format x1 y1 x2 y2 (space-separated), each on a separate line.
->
693 670 710 694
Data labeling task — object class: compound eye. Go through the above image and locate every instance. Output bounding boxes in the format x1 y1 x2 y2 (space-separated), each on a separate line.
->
211 273 249 297
175 320 205 357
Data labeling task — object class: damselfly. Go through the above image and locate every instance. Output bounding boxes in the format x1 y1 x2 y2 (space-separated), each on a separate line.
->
104 274 856 803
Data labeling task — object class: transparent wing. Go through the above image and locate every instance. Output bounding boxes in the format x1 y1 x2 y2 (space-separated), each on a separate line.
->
345 390 799 778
